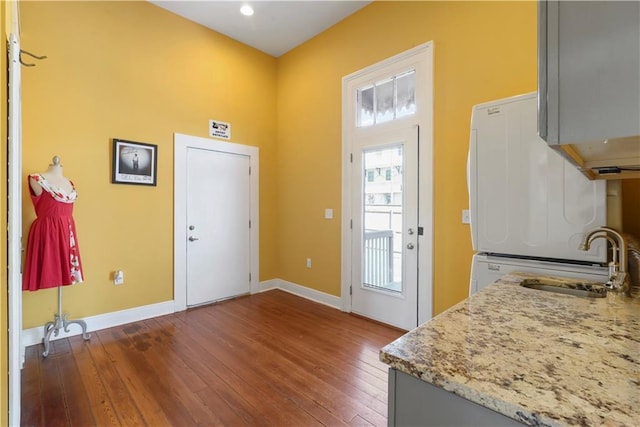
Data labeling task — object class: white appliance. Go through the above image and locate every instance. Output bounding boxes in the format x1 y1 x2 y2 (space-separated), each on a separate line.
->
468 92 610 295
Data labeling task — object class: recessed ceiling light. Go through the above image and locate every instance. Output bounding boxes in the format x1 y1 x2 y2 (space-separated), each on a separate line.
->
240 4 254 16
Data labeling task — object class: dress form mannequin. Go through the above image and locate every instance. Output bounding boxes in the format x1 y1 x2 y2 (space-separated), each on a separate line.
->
30 156 73 196
23 155 90 356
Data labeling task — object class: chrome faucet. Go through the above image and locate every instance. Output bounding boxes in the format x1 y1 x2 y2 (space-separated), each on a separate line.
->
580 227 629 294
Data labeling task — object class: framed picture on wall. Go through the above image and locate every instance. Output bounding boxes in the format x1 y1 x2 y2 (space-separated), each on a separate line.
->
111 138 158 186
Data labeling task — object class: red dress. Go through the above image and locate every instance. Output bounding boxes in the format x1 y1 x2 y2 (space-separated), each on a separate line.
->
22 174 84 291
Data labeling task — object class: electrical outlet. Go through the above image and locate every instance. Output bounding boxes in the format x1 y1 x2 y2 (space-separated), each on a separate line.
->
306 258 312 268
114 270 124 285
324 208 333 219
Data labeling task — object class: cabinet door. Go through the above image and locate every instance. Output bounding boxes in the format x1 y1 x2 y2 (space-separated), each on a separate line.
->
539 1 640 145
389 369 523 426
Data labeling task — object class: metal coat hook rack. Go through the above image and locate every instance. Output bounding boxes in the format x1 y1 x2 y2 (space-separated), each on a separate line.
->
20 49 47 67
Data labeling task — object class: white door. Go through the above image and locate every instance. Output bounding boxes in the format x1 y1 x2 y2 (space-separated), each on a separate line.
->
174 134 259 311
351 126 418 330
186 147 251 306
342 42 434 328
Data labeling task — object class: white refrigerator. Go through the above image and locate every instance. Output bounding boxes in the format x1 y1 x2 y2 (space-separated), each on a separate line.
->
468 92 610 295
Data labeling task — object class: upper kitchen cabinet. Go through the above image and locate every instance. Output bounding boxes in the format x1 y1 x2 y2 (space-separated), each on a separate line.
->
538 1 640 180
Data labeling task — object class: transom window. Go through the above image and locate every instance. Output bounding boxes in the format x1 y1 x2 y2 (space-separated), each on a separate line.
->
356 70 416 127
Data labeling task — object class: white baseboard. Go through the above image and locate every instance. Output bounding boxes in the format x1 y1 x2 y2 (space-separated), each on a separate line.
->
22 280 342 349
254 278 280 293
21 300 176 347
256 278 342 310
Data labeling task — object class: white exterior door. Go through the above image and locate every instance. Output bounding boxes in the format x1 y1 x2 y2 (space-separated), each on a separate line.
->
351 127 419 329
186 148 251 306
174 133 259 311
342 42 434 329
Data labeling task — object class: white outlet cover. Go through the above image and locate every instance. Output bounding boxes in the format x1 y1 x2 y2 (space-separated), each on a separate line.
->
114 270 124 285
324 208 333 219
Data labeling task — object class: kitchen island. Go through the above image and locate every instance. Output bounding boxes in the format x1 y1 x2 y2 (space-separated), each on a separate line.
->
380 273 640 426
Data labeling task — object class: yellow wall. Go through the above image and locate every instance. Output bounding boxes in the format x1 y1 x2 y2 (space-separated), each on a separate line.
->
20 1 278 328
1 2 8 424
276 1 537 314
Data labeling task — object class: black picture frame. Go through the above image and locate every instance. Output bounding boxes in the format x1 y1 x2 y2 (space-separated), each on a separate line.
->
111 139 158 186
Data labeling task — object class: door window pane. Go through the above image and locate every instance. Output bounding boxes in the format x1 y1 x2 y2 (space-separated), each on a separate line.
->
357 86 374 127
396 71 416 118
375 78 394 124
362 145 403 293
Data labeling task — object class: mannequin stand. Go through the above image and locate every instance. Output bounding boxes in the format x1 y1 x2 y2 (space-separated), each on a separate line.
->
42 285 91 357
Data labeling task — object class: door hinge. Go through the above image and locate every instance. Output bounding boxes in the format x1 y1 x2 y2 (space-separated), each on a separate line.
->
249 166 251 175
350 153 353 163
350 219 352 230
249 220 251 228
350 285 352 295
249 273 252 282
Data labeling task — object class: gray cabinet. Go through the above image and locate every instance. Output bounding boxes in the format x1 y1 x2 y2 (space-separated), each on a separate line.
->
387 368 523 426
538 1 640 145
537 1 640 180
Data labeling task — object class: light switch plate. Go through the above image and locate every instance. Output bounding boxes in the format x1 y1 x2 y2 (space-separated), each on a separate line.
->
324 208 333 219
462 209 470 224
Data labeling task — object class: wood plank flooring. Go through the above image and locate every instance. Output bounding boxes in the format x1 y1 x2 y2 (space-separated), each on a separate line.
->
21 289 404 426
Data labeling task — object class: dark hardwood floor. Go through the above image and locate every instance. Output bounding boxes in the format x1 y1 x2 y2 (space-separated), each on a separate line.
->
21 289 404 426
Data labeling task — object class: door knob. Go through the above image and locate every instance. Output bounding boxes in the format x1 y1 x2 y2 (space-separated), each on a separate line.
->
407 243 414 250
188 236 199 242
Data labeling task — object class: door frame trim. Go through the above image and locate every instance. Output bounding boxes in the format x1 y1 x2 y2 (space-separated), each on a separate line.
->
341 42 434 326
8 14 24 426
173 133 259 311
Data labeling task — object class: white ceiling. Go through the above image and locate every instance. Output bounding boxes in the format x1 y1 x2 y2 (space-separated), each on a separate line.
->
149 1 371 57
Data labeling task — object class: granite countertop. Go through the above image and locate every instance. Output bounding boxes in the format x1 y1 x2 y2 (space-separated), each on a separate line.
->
380 273 640 427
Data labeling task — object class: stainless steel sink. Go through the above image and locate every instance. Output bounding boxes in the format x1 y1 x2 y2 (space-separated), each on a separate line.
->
520 279 607 298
